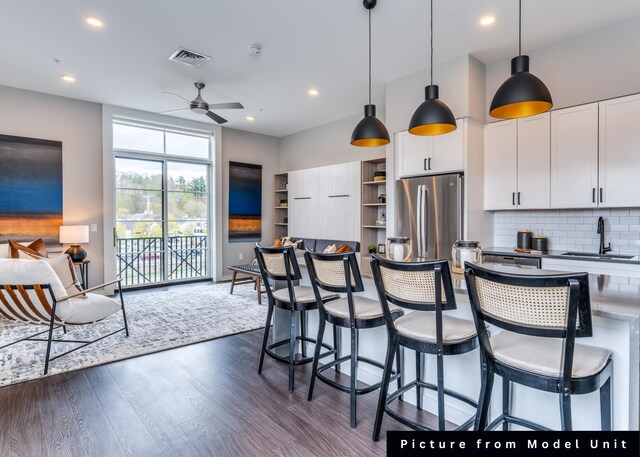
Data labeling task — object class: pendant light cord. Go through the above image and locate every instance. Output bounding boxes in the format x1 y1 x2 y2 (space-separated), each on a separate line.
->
430 0 433 85
368 8 372 105
519 0 522 56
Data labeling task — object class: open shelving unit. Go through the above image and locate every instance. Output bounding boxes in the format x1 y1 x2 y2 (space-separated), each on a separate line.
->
274 172 288 240
360 157 387 278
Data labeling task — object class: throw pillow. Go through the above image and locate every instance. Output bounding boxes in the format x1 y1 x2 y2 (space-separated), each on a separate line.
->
17 251 83 297
323 244 337 254
8 238 48 259
283 238 301 251
335 244 352 254
273 238 283 247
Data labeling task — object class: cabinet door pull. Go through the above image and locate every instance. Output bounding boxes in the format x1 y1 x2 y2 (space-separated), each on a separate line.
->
424 158 428 171
428 157 432 170
294 197 311 200
328 194 350 198
592 188 596 203
517 192 521 205
599 188 603 203
512 192 516 206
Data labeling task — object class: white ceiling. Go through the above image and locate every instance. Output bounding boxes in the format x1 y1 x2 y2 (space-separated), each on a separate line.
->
1 0 639 137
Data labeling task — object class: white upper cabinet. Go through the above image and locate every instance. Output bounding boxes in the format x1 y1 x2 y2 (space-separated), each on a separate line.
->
484 120 518 210
598 93 640 208
550 103 599 208
517 113 551 209
484 113 551 210
396 119 465 178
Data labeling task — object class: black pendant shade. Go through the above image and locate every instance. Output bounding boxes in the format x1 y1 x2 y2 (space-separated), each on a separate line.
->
351 104 390 147
408 0 456 136
489 55 552 119
351 0 390 148
408 85 457 136
489 0 552 119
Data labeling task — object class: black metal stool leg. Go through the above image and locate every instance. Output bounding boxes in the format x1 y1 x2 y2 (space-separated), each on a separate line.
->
349 327 358 428
475 363 494 431
333 324 341 374
396 345 404 401
288 309 297 392
559 387 573 431
600 377 612 431
308 313 326 401
373 335 398 442
258 302 274 374
300 310 307 358
416 351 424 410
436 351 445 431
502 378 510 431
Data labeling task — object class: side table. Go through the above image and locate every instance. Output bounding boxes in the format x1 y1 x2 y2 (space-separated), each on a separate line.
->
73 259 90 289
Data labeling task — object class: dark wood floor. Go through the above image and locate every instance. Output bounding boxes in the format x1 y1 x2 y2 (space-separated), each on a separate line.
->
0 328 426 457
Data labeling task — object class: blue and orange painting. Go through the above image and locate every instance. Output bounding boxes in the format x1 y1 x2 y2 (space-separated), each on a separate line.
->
0 134 63 243
228 161 262 242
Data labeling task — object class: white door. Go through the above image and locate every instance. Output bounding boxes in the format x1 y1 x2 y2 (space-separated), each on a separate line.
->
550 103 599 208
484 120 518 210
430 119 465 174
599 93 640 207
517 113 551 209
396 130 430 178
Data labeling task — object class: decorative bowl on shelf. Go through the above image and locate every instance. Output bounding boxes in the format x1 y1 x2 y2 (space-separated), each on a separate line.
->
373 170 386 182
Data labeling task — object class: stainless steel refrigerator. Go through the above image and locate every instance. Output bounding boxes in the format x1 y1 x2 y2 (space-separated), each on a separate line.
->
395 173 463 261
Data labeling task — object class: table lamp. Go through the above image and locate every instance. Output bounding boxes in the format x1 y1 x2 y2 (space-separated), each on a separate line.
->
59 225 90 262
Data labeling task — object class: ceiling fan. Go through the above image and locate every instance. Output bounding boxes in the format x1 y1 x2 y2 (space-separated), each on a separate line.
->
159 82 244 124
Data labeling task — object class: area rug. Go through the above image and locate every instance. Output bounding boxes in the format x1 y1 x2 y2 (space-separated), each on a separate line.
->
0 282 268 387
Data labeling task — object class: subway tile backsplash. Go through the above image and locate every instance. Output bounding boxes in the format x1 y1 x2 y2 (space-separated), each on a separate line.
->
492 208 640 254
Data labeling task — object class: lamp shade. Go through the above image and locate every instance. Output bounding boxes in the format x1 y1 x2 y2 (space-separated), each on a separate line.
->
408 85 457 136
351 104 390 147
59 225 89 244
489 55 552 119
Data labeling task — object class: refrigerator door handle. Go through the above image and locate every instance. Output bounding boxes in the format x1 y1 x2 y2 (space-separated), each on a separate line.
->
416 184 423 258
423 184 429 258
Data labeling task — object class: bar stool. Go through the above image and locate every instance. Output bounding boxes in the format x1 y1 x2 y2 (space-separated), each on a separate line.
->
255 245 339 392
370 256 479 440
304 251 404 428
464 263 613 431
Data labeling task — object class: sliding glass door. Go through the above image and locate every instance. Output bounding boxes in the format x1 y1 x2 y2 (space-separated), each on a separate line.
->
112 120 211 288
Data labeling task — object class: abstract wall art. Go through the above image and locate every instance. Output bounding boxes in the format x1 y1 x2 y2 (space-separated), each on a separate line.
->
228 161 262 242
0 134 63 243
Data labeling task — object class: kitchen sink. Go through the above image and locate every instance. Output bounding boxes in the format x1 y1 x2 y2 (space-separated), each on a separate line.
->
559 251 636 260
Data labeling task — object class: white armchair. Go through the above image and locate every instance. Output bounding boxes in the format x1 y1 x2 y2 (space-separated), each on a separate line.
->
0 258 129 374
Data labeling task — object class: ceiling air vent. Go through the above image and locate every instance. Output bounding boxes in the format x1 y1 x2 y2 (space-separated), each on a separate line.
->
168 48 212 67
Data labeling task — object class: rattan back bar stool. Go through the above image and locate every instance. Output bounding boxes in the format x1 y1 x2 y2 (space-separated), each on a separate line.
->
255 245 339 392
464 263 613 431
304 251 404 428
370 256 479 440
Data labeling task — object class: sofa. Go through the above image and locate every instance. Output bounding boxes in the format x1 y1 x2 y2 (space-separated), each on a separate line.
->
295 238 360 254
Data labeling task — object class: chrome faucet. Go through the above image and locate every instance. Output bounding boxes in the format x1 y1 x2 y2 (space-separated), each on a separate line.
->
597 217 611 255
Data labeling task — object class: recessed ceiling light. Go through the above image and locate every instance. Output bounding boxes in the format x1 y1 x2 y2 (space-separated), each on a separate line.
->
245 115 255 121
480 16 495 26
85 16 104 28
308 89 319 97
61 74 76 83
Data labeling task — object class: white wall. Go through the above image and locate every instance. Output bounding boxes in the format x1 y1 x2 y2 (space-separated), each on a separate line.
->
0 85 105 286
485 16 640 122
278 110 386 172
221 128 280 279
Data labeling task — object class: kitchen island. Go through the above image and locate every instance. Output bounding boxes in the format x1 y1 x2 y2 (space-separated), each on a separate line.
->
271 261 640 431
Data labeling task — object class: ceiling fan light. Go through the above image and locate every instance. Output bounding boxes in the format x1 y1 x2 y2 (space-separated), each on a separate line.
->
408 85 457 136
190 105 208 115
490 55 552 119
351 104 390 147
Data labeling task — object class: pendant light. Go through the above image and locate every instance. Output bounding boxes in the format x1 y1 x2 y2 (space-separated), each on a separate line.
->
489 0 552 119
351 0 390 147
408 0 456 136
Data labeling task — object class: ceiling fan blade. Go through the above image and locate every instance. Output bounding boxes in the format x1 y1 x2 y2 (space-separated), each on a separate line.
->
207 102 244 110
157 108 190 114
162 91 191 103
206 111 228 124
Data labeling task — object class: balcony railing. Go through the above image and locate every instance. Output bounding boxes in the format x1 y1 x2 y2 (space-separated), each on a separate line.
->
116 235 208 287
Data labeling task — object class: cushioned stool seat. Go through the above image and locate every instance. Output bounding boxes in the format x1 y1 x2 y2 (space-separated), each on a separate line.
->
324 296 400 320
395 312 477 345
272 285 336 304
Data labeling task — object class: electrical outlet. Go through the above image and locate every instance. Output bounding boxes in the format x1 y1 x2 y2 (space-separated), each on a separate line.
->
90 224 98 232
239 253 244 260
